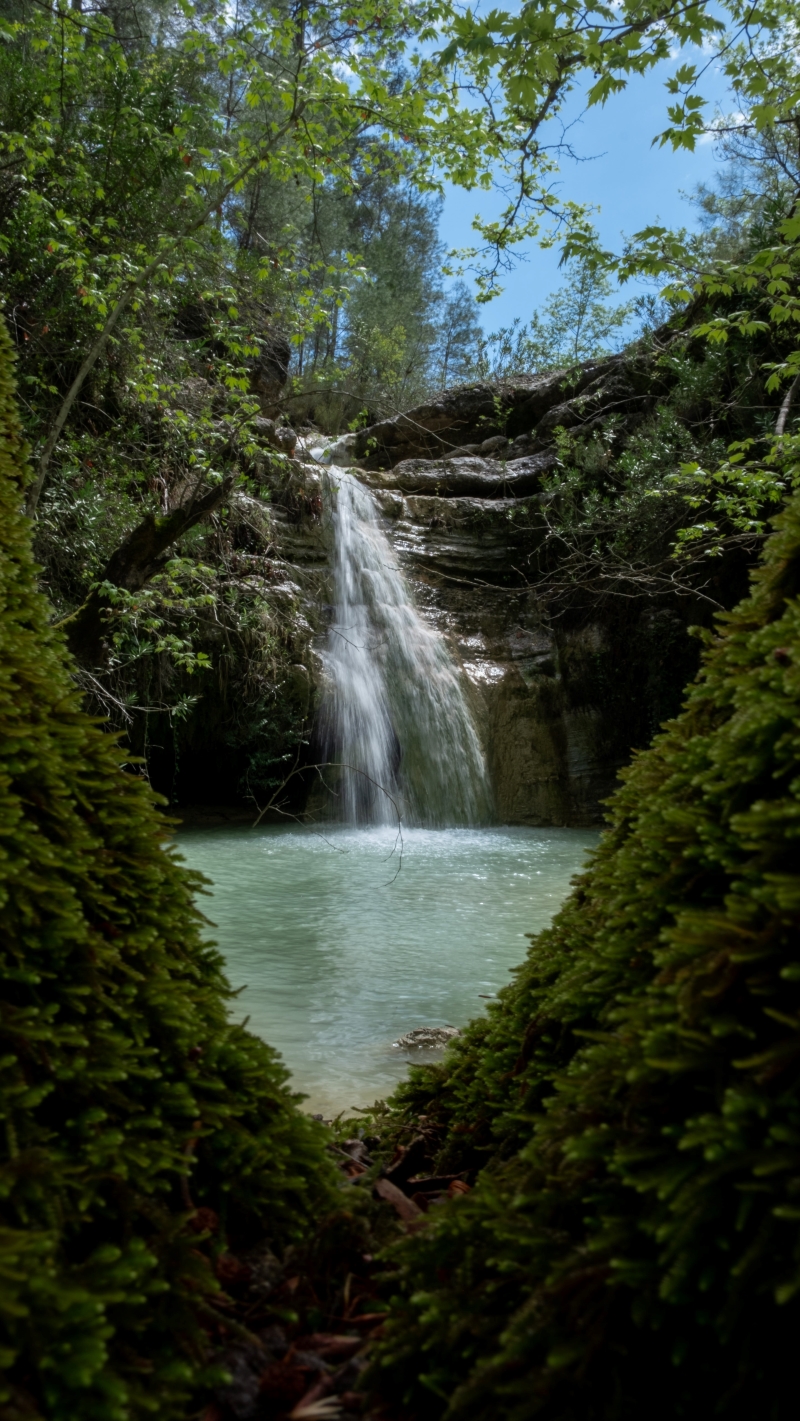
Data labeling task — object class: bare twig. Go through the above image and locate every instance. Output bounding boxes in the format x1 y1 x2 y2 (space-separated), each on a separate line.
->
249 759 406 883
775 372 800 437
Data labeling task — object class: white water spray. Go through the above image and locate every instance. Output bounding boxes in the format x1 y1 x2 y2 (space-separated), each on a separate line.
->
318 470 491 826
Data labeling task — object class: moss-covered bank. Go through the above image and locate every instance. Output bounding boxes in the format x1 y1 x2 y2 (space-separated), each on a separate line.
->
0 319 336 1419
367 485 800 1418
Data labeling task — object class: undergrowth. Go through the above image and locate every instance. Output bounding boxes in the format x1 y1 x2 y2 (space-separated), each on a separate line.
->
367 476 800 1421
0 317 337 1421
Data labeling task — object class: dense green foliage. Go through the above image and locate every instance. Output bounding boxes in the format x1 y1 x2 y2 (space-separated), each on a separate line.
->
368 491 800 1419
0 316 335 1419
0 0 490 796
494 117 800 609
0 0 483 435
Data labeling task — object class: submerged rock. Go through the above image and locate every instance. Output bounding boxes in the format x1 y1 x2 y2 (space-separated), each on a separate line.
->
393 1026 461 1049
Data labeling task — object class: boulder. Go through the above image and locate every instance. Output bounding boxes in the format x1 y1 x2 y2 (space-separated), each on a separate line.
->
393 1027 462 1049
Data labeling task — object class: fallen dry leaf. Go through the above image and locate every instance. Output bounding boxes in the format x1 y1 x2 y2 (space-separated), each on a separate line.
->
344 1160 367 1177
297 1333 363 1359
258 1360 310 1408
332 1313 389 1324
407 1174 464 1192
289 1399 343 1420
189 1206 220 1234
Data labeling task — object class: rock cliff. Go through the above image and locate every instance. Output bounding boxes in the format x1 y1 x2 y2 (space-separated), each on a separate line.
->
258 345 726 826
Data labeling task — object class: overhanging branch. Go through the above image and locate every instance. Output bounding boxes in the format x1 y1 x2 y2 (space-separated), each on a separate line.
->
58 473 236 666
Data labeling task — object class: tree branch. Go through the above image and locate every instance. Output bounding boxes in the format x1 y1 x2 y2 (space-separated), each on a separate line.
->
25 116 299 517
58 473 236 665
775 371 800 437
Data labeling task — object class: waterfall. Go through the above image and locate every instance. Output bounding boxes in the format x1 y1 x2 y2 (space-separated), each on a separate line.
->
318 470 491 826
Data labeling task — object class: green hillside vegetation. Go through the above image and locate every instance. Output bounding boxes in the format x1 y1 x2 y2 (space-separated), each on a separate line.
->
367 490 800 1419
0 315 335 1420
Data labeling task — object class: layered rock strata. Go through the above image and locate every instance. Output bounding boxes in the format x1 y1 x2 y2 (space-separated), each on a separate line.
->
264 350 699 826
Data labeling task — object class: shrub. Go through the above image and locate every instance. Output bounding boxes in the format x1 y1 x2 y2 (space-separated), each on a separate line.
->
370 480 800 1420
0 316 335 1421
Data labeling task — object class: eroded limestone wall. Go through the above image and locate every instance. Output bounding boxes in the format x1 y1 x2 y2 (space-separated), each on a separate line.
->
275 356 706 826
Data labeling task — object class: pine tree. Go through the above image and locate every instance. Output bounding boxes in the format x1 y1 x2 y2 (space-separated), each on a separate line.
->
0 317 335 1420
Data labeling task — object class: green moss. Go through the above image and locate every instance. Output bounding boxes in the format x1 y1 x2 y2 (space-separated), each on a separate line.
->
0 317 337 1420
370 486 800 1420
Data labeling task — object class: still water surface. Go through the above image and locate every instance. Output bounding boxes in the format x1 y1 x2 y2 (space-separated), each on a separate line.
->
177 824 596 1117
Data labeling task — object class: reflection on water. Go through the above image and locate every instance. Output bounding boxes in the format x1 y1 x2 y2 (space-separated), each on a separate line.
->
177 824 597 1117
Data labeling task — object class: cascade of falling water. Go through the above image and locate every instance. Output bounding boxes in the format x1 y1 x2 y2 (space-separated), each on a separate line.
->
318 469 491 826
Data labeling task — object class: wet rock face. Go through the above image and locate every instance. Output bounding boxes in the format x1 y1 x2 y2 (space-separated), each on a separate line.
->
405 570 619 826
268 464 606 826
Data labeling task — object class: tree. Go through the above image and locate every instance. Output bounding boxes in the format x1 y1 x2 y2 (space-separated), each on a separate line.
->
475 257 633 379
432 280 484 389
280 175 472 422
0 0 457 510
425 0 799 293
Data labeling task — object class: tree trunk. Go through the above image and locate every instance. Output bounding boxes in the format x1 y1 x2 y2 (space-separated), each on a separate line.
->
59 474 236 665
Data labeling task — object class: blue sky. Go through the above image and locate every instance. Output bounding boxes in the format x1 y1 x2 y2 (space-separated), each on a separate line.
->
439 53 735 331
